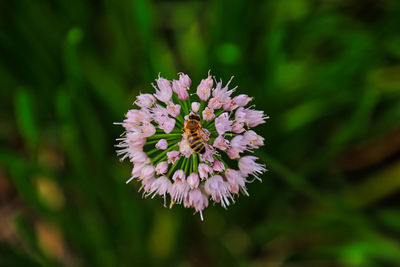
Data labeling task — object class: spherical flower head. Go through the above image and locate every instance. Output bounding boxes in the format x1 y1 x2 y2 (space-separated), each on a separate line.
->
116 72 268 220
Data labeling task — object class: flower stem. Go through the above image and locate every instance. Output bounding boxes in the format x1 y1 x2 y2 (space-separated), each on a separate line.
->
145 139 160 145
180 99 189 115
147 133 182 140
203 119 215 129
167 157 182 178
146 147 159 156
181 157 188 176
176 114 185 125
175 117 184 127
193 153 199 173
189 154 193 174
184 156 190 175
199 101 205 114
153 155 167 166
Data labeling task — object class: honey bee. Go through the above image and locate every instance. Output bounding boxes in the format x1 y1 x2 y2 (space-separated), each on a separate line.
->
183 114 209 154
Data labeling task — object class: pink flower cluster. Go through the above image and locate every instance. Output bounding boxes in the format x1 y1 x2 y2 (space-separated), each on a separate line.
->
116 72 267 220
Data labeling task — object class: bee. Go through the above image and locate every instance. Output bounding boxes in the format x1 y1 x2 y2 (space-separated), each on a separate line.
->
183 114 209 154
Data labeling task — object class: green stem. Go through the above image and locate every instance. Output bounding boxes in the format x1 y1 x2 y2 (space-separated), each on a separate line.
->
199 101 205 114
175 119 184 129
189 154 193 174
182 157 188 175
193 153 199 173
185 97 191 113
146 147 159 156
176 114 184 125
153 155 167 167
147 133 182 140
184 156 190 175
167 157 182 178
145 139 160 145
204 119 215 129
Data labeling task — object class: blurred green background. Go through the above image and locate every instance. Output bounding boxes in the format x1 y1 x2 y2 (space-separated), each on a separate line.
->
1 0 400 266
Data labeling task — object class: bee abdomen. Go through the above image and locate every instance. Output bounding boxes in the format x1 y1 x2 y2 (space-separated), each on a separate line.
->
188 133 206 154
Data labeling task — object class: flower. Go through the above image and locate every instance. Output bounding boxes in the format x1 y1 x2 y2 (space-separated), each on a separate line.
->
148 176 172 206
225 169 248 195
202 107 215 121
213 135 230 151
196 74 213 101
212 160 225 172
141 165 155 180
204 175 233 208
135 93 156 108
239 156 266 181
167 104 181 117
191 102 200 113
198 163 213 180
156 139 168 150
172 73 191 100
167 150 180 164
187 172 200 189
215 112 233 135
153 77 172 103
244 130 264 148
116 72 267 220
179 138 192 158
187 189 208 220
208 77 235 109
233 94 252 107
232 121 245 133
155 161 168 175
169 179 190 204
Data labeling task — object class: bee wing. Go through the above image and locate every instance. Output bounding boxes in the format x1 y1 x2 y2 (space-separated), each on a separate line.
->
198 128 210 142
